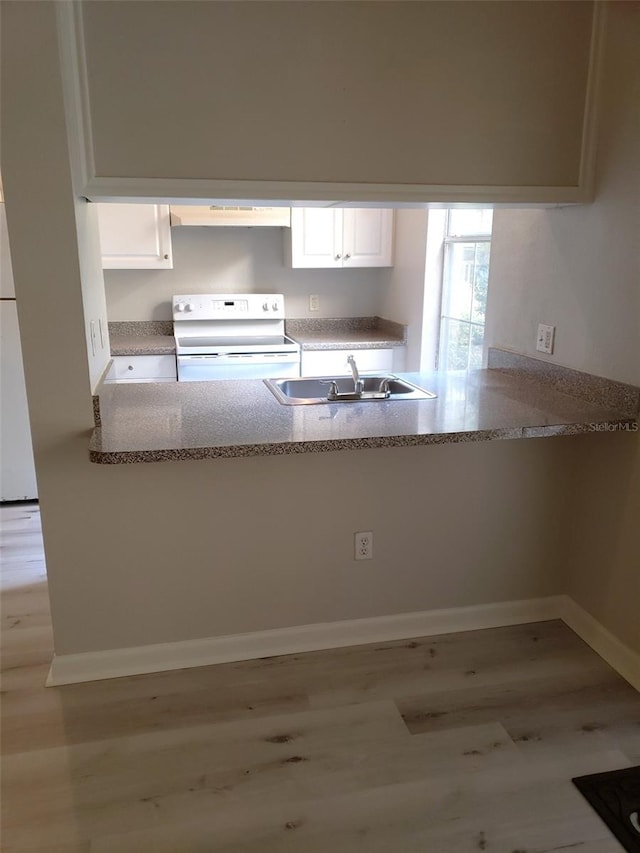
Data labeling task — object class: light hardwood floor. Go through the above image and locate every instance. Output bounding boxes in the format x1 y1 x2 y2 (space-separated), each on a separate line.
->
1 503 638 852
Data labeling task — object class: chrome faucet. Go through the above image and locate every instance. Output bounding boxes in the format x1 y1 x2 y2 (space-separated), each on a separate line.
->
347 355 364 395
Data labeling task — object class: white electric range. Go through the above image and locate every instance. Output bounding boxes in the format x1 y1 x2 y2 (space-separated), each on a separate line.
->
173 293 301 382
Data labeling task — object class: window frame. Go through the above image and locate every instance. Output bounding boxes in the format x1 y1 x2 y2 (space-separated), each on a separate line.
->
435 210 493 372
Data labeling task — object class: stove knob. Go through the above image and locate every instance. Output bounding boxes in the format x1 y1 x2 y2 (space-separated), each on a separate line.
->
263 301 269 311
186 302 195 312
272 301 279 312
175 303 185 312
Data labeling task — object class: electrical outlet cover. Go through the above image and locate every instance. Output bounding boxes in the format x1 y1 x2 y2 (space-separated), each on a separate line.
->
354 531 373 560
536 323 555 354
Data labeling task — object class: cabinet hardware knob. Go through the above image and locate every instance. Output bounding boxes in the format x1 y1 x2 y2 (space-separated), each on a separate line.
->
163 254 169 260
128 365 134 370
344 253 351 260
335 253 342 260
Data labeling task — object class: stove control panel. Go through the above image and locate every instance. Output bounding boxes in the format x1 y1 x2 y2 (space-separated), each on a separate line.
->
173 293 285 321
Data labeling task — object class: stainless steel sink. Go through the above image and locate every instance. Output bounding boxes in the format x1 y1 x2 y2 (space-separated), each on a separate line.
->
265 375 437 405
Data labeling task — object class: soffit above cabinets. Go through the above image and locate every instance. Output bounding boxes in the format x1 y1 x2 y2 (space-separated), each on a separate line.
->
77 1 601 203
169 206 291 227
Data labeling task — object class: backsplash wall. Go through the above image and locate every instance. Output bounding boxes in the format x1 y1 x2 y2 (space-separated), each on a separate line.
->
104 227 387 321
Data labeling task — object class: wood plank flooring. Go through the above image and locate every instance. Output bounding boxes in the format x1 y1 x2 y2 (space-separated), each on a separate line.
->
1 503 638 852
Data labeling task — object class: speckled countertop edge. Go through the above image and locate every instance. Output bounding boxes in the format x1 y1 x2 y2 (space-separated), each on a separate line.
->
109 321 174 337
88 419 638 465
288 333 406 351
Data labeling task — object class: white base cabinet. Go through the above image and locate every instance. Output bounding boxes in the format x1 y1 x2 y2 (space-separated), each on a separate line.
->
288 209 394 268
97 204 173 269
106 355 177 383
301 348 394 378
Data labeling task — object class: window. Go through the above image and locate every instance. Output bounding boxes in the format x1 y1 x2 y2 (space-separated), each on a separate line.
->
437 209 493 371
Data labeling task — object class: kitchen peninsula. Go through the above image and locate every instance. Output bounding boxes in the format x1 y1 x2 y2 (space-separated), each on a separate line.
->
90 349 639 464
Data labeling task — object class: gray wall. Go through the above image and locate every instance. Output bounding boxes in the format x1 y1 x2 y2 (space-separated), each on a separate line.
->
565 432 640 654
486 2 639 390
486 1 640 652
105 226 387 321
380 210 429 371
31 442 572 655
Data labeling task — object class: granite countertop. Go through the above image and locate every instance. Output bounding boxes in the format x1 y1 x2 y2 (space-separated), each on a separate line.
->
285 317 407 350
110 335 176 356
89 360 639 464
108 321 176 356
107 317 406 355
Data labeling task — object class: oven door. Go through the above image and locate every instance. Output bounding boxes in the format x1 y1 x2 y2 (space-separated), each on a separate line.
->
177 352 300 382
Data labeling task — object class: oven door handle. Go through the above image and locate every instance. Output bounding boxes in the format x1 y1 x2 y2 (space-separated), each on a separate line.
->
224 352 299 360
177 353 300 363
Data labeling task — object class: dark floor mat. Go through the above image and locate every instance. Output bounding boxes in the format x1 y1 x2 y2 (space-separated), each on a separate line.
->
572 765 640 851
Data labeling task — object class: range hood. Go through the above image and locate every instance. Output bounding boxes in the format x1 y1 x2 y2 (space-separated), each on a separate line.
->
170 205 290 227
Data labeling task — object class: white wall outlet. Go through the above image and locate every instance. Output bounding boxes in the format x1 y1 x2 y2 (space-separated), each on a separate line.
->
309 294 320 312
536 323 555 354
354 531 373 560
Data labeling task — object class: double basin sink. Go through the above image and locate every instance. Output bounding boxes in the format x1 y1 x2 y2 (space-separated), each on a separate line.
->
265 375 437 406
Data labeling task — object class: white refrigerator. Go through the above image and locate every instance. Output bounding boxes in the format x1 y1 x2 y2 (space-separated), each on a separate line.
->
0 201 38 501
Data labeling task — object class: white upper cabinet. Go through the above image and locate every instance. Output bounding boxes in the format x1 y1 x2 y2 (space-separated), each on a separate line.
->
288 209 394 269
97 204 173 269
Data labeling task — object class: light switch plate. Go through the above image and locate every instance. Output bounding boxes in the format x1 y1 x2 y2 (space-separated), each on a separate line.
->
536 323 555 354
309 294 320 312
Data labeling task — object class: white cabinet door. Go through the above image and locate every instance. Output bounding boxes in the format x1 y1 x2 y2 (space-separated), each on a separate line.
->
289 208 393 268
289 209 343 268
97 204 173 269
343 209 394 267
301 348 394 377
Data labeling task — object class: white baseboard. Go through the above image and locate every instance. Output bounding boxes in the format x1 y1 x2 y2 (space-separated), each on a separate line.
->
558 595 640 693
46 595 564 686
47 595 640 691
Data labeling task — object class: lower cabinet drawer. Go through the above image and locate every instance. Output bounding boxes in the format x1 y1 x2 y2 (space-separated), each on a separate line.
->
109 355 177 382
301 348 393 377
